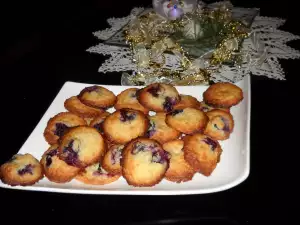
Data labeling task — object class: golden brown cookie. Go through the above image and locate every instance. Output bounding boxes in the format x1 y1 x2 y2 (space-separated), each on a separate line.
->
163 140 195 183
166 108 208 134
89 112 110 134
146 113 181 144
138 83 180 112
0 154 43 186
103 109 149 144
58 126 106 168
204 109 234 140
199 101 230 113
121 138 169 187
102 144 124 175
75 163 120 185
115 88 149 114
44 112 87 145
173 94 200 110
203 82 243 108
64 96 105 118
78 85 116 109
184 134 222 176
40 145 80 183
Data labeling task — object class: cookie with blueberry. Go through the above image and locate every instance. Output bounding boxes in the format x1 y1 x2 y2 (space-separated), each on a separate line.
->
204 109 234 140
40 145 80 183
103 109 149 144
146 113 180 144
44 112 86 145
166 107 208 134
0 154 43 186
163 140 195 183
78 85 116 109
121 138 169 187
183 134 222 176
58 126 106 168
138 83 180 112
203 82 243 108
75 163 120 185
115 88 149 114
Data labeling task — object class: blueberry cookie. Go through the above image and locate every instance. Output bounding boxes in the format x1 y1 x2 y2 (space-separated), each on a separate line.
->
146 113 181 144
138 83 180 112
0 154 43 186
64 96 105 118
203 82 243 108
102 144 124 175
199 101 230 113
163 140 195 183
115 88 149 114
89 112 110 134
121 138 169 187
204 109 234 140
75 163 120 185
44 112 87 145
58 126 106 168
40 145 80 183
78 85 116 109
184 134 222 176
103 109 149 144
166 107 208 134
173 94 200 110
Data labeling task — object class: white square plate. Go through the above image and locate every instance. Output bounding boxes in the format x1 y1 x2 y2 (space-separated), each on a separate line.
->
0 77 250 195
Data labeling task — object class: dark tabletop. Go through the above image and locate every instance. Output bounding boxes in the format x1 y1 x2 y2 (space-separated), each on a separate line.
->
0 0 297 224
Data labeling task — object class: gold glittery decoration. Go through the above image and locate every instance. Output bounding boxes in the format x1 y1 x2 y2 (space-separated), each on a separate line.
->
124 3 249 85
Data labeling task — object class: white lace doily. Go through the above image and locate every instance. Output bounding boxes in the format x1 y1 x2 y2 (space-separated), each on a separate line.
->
87 7 300 83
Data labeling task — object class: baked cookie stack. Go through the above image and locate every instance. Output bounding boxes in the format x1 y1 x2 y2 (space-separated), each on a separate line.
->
0 82 243 187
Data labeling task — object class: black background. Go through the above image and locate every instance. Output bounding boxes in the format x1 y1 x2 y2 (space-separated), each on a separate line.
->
0 0 296 224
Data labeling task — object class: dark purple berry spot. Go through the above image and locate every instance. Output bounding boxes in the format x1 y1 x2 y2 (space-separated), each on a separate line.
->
54 123 69 137
151 150 170 164
62 140 80 167
146 121 156 138
82 86 99 93
147 84 160 97
120 110 136 122
131 142 146 154
93 121 104 133
171 109 183 116
221 117 230 132
45 149 58 167
111 147 123 165
202 138 218 151
92 164 114 177
163 97 177 112
18 164 34 175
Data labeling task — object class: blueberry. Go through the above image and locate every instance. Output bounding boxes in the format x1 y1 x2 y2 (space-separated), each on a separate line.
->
120 110 136 122
82 86 99 93
221 117 230 132
93 121 104 133
147 84 160 97
111 147 122 165
18 164 33 175
45 149 58 167
163 97 177 112
146 121 156 138
171 109 183 116
62 140 80 167
151 150 170 164
202 138 218 151
54 123 69 137
131 142 146 154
